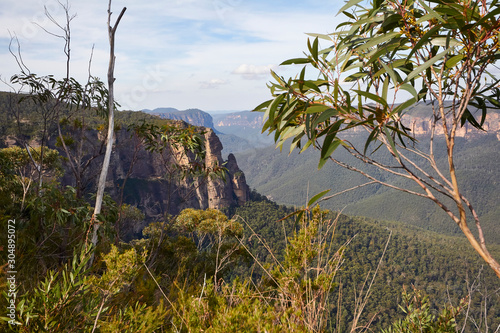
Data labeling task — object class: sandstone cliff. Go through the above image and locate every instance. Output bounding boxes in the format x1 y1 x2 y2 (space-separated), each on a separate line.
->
108 125 250 220
144 108 215 129
6 113 251 224
211 106 500 140
403 111 500 139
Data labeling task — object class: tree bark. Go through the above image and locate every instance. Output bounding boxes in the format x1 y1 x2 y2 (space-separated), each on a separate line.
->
90 2 126 254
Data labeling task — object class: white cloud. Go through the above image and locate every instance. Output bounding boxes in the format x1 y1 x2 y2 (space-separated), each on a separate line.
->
200 78 227 89
232 64 275 80
0 0 347 111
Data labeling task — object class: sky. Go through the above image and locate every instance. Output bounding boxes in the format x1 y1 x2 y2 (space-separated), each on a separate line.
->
0 0 345 112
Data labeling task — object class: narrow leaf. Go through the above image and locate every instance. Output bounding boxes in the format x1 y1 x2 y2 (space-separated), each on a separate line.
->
408 25 441 59
306 104 332 114
337 0 364 15
400 83 418 99
308 189 331 207
281 58 312 65
354 89 388 108
319 139 341 169
405 48 451 83
445 54 464 69
354 31 400 53
383 126 399 159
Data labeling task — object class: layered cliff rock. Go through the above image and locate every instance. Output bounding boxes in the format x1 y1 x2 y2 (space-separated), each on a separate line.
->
403 111 500 139
144 108 215 129
108 124 250 219
213 111 263 128
4 108 251 221
211 106 500 141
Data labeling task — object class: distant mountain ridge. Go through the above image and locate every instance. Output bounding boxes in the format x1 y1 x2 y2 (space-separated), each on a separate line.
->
144 107 215 129
153 105 500 141
212 111 263 128
143 108 273 155
141 104 500 169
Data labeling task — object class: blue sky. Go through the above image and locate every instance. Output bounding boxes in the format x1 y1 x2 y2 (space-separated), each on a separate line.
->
0 0 344 112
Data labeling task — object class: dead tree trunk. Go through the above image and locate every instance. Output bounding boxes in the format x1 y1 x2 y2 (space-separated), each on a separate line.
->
90 2 126 255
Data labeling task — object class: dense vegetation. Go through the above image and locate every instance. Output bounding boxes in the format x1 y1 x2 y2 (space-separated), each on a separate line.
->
228 198 500 331
2 86 499 331
255 0 500 277
235 133 500 244
2 0 500 330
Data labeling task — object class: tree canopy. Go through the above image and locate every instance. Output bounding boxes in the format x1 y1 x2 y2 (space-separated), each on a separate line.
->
255 0 500 278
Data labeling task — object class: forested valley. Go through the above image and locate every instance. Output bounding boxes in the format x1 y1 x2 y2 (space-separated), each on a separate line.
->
1 88 499 331
2 0 500 331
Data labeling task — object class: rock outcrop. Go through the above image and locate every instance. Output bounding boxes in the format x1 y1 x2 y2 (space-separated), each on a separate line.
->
213 111 263 129
403 112 500 139
108 125 250 218
145 108 215 129
211 106 500 141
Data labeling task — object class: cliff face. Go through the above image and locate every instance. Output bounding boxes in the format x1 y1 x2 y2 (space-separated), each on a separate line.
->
108 126 250 218
211 108 500 141
213 111 263 128
403 112 500 139
146 108 215 129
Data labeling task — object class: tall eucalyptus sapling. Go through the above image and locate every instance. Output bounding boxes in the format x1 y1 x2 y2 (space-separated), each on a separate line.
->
255 0 500 278
90 1 126 252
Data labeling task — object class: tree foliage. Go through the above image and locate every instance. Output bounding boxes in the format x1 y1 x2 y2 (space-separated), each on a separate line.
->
255 0 500 278
382 286 466 333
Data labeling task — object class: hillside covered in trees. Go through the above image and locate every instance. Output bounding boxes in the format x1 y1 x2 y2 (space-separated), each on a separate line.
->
235 133 500 244
2 0 500 331
1 86 499 331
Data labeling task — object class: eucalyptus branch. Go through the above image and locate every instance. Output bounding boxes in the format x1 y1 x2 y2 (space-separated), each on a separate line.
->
396 147 456 200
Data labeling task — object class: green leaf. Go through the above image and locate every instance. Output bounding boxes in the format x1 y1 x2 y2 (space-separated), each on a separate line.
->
342 10 356 20
430 37 460 47
307 189 331 207
460 109 484 130
312 108 340 130
473 6 500 28
318 139 341 169
400 83 418 100
280 124 306 142
364 128 380 155
337 0 364 16
405 47 451 83
308 37 319 61
380 62 398 86
305 32 333 41
393 97 417 115
445 54 464 69
263 93 286 123
354 31 400 53
408 25 441 59
306 104 332 114
354 89 388 108
383 126 399 159
281 58 312 65
382 73 390 101
381 13 403 32
303 80 321 93
300 139 313 153
418 0 446 23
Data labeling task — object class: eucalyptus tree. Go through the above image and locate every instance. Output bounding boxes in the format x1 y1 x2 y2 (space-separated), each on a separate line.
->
255 0 500 278
6 1 109 198
90 0 126 254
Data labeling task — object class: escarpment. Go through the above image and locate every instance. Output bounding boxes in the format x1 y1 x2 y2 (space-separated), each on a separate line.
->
107 124 250 219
